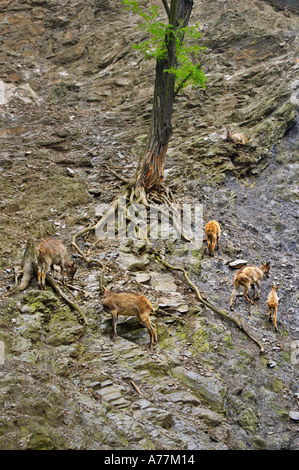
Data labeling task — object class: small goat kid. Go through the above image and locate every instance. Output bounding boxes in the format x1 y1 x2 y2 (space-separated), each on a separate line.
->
36 239 77 290
230 262 270 310
267 285 279 331
205 220 220 256
101 289 157 347
226 125 248 145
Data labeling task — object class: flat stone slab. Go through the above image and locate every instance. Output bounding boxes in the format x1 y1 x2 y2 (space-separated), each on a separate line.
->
289 411 299 421
150 272 177 292
135 272 151 283
167 390 201 405
229 259 248 269
157 292 185 308
173 366 227 413
176 304 189 313
117 252 149 271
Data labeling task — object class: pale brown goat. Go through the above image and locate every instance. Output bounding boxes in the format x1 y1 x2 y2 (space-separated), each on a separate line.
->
101 289 157 347
36 239 77 290
267 285 279 331
205 220 221 256
226 124 248 145
230 262 270 310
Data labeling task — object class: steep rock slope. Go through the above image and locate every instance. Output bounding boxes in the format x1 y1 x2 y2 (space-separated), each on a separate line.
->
0 0 298 450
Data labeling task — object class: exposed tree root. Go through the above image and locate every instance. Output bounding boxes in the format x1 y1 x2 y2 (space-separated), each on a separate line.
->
77 178 190 247
153 249 265 354
102 163 132 184
71 225 104 267
4 237 35 297
94 188 130 243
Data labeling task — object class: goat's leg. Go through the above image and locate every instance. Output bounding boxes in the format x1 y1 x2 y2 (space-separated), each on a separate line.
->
140 317 157 347
37 265 42 288
242 285 254 304
60 266 65 285
41 260 51 289
110 310 118 340
230 286 238 310
273 306 278 331
50 264 55 279
268 305 273 321
254 281 261 300
41 272 46 289
150 320 158 344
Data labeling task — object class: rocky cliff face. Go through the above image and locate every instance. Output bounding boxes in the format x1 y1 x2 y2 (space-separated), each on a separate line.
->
0 0 298 450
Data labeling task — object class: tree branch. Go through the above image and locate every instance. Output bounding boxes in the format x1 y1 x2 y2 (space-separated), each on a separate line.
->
162 0 170 19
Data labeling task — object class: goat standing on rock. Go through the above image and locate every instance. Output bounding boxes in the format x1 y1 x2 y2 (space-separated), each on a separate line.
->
267 284 279 331
226 124 248 145
36 239 77 290
230 262 270 310
205 220 220 256
101 289 157 347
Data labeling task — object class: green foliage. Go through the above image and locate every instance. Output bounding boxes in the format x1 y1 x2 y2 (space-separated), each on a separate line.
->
123 0 167 60
123 0 207 94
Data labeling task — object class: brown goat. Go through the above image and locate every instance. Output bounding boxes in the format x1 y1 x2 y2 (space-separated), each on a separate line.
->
101 289 157 347
36 239 77 290
226 125 248 145
267 285 279 331
205 220 220 256
230 262 270 310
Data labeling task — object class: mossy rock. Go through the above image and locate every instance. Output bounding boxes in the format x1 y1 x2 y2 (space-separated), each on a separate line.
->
41 302 86 346
250 101 296 149
237 408 258 434
173 366 226 413
46 317 85 346
17 313 44 343
191 324 210 353
22 290 60 315
24 426 68 450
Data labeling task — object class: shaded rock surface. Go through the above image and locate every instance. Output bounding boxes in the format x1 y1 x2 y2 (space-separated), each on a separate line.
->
0 0 298 450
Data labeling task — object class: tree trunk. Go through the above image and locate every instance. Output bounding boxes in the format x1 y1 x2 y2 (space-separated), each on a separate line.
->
135 0 193 194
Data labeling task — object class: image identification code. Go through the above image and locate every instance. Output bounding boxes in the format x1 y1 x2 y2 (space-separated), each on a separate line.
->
104 454 195 467
146 454 195 465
